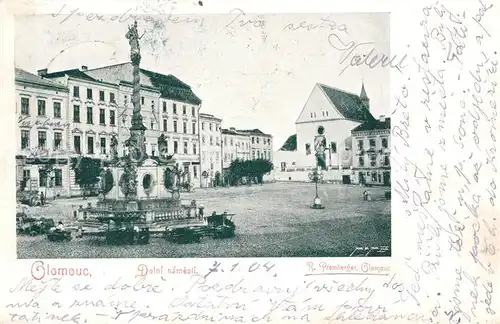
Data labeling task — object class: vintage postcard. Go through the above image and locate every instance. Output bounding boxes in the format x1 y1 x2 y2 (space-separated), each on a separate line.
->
0 0 498 323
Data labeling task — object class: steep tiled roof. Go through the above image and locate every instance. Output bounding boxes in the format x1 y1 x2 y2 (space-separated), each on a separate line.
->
318 83 375 122
222 128 249 136
352 117 391 133
43 69 99 82
279 134 297 151
237 128 272 137
140 68 202 105
15 68 68 91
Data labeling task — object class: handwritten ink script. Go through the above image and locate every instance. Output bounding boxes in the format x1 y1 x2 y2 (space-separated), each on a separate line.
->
391 1 498 324
6 260 429 324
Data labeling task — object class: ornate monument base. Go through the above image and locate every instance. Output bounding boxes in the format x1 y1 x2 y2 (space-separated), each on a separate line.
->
311 196 325 209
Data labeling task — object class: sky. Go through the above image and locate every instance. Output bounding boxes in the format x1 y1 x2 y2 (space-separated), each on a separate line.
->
15 12 390 148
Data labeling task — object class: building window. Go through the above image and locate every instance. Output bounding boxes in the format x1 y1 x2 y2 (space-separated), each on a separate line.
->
73 86 79 98
193 144 197 155
151 145 156 157
54 169 62 186
163 119 167 131
86 107 93 124
99 108 106 124
38 131 47 149
357 140 364 150
330 142 337 154
370 154 377 167
53 102 61 118
230 138 233 146
209 123 212 131
150 119 154 130
210 136 213 146
192 107 195 116
86 88 93 100
141 96 145 105
252 150 255 160
358 156 364 167
37 99 46 116
173 120 178 133
39 173 47 187
73 105 80 123
183 142 188 154
202 122 205 131
256 137 260 144
21 130 30 149
193 166 198 178
372 172 377 182
87 136 94 154
21 97 30 115
202 136 206 144
23 170 31 183
382 138 388 148
100 137 106 154
183 105 186 115
173 103 177 114
251 137 255 144
192 122 196 135
183 122 187 134
99 90 105 102
173 141 178 154
124 95 128 105
305 143 311 155
110 93 115 103
74 136 81 154
163 102 167 113
151 100 155 110
384 155 390 166
369 139 376 148
110 110 116 126
54 132 62 150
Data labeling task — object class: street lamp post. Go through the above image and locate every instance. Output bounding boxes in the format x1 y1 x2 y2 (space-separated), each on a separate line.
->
308 168 324 209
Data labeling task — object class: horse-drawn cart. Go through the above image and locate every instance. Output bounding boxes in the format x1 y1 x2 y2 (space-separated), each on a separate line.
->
164 212 236 243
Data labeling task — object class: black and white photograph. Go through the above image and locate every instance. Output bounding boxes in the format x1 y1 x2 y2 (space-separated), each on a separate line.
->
14 11 391 258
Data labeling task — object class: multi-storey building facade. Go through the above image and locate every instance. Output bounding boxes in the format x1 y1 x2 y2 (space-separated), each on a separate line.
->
238 129 274 161
20 62 202 196
15 68 70 197
351 116 390 186
84 63 202 185
41 67 121 195
199 113 223 187
221 128 251 168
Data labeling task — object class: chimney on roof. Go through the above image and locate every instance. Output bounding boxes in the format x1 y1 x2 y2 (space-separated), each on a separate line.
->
81 65 88 71
379 115 386 122
360 82 370 110
37 69 48 77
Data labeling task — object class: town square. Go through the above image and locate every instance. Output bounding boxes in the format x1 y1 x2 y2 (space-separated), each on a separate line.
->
14 13 391 258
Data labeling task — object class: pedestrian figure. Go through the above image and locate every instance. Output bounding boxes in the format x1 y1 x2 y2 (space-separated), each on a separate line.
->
199 204 204 218
39 191 45 206
56 221 65 231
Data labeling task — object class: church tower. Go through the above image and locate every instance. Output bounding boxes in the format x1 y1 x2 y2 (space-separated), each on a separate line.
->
360 82 370 110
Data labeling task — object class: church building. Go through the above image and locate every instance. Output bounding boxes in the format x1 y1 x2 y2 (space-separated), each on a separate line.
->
275 82 375 182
